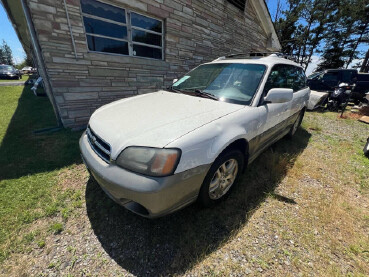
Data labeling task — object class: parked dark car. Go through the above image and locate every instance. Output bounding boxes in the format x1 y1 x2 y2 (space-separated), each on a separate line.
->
307 69 369 103
0 65 22 80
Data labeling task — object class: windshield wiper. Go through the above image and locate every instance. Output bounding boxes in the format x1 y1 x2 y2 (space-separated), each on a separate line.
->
168 87 218 101
167 86 183 93
193 89 218 101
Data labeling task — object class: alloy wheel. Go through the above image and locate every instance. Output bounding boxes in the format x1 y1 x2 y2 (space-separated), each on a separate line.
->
208 159 239 200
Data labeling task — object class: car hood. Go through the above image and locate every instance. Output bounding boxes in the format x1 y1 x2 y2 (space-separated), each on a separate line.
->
89 90 244 159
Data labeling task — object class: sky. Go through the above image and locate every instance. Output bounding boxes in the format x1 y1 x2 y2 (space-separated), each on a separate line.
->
0 3 26 64
0 1 366 72
266 0 367 75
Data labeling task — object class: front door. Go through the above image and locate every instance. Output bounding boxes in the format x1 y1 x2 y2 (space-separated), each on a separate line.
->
254 64 293 153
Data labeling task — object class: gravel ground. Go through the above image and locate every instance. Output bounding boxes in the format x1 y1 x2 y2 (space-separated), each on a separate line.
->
1 111 368 277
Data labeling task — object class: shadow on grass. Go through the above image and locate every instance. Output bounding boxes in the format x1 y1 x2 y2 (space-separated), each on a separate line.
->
86 128 311 276
0 86 82 181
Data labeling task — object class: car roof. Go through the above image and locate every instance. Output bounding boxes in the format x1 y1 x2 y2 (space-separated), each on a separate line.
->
325 69 357 72
207 55 302 68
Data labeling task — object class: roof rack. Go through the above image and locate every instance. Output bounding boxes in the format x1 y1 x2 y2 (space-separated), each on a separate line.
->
213 52 298 63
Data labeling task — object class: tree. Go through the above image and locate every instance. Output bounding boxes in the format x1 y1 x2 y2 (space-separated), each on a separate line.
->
0 40 14 65
360 48 369 72
317 0 368 70
0 47 5 64
315 36 345 71
274 0 368 72
344 1 369 67
274 0 304 56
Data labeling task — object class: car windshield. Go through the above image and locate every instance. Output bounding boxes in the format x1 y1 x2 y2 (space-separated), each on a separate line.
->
172 63 266 105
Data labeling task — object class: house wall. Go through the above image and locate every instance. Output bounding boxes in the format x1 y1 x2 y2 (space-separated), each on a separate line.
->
27 0 269 128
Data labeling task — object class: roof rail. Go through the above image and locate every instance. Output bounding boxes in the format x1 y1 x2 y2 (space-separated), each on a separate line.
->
212 52 299 63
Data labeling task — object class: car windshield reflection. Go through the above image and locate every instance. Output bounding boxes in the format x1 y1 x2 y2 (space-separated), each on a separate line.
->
172 63 266 105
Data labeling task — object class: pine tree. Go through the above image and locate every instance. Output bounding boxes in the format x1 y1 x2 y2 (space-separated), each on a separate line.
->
2 40 14 65
0 47 5 64
316 0 368 70
316 35 345 71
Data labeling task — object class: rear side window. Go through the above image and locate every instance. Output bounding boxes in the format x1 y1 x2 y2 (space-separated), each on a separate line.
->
323 72 338 82
341 71 355 83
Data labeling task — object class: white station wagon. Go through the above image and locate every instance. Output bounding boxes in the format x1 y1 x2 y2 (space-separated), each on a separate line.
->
80 53 310 218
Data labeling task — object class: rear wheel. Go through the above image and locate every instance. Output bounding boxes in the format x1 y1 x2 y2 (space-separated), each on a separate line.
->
199 149 244 207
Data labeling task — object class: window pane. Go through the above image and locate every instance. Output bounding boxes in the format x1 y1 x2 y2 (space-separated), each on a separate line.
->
342 71 354 82
81 0 126 23
84 17 127 39
87 35 128 55
323 72 338 81
133 44 162 59
264 65 289 93
131 12 162 33
132 29 162 46
227 0 246 11
298 68 307 90
173 63 266 105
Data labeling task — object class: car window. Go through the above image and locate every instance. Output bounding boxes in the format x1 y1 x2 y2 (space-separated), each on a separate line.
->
295 67 307 91
0 65 13 71
308 72 322 79
172 63 266 105
263 64 293 94
261 64 306 104
322 72 338 82
341 71 355 83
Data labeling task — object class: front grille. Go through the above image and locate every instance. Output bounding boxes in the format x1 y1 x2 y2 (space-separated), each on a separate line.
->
86 126 111 163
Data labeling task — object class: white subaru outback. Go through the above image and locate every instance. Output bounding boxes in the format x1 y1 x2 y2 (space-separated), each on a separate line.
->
80 53 310 218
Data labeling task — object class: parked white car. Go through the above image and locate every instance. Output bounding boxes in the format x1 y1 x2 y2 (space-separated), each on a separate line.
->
80 53 310 218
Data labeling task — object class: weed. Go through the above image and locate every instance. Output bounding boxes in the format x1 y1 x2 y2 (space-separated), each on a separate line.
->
49 223 63 235
37 240 46 248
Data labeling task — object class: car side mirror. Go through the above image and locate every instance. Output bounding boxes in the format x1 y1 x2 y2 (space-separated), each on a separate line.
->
264 88 293 104
172 78 178 84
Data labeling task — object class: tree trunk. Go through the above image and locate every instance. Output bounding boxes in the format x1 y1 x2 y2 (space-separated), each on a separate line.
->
360 48 369 72
346 22 368 68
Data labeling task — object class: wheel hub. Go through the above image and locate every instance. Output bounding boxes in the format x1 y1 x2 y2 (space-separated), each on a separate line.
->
208 158 239 200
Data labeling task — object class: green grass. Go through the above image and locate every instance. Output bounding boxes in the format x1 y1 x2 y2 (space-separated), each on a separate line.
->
0 75 30 83
0 86 368 276
0 85 82 262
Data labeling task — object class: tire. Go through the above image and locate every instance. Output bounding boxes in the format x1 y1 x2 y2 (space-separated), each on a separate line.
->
198 149 244 207
364 138 369 158
287 109 305 138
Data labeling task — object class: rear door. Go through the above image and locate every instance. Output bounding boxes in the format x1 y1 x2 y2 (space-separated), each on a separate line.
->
289 66 309 118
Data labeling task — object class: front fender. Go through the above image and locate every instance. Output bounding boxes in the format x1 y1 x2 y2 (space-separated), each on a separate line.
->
168 108 260 173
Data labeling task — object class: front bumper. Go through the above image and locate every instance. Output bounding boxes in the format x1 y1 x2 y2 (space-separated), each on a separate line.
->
79 132 210 218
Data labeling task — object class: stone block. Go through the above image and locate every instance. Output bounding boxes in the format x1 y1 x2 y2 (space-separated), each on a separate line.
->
64 92 99 101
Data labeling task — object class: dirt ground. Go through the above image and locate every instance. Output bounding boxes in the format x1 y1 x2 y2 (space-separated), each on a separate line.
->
1 111 368 277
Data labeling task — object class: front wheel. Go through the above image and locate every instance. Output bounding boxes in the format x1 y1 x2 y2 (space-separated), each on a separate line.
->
198 149 244 207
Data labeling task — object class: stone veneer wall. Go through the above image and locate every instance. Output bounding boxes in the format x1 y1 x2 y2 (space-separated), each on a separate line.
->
27 0 269 128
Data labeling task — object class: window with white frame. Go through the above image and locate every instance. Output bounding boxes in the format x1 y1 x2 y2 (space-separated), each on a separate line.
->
81 0 164 60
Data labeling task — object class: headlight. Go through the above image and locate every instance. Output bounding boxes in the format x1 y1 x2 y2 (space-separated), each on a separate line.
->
115 147 181 177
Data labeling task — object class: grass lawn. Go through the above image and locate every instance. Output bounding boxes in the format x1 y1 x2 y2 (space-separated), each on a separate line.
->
0 75 31 83
0 85 82 264
0 86 368 276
